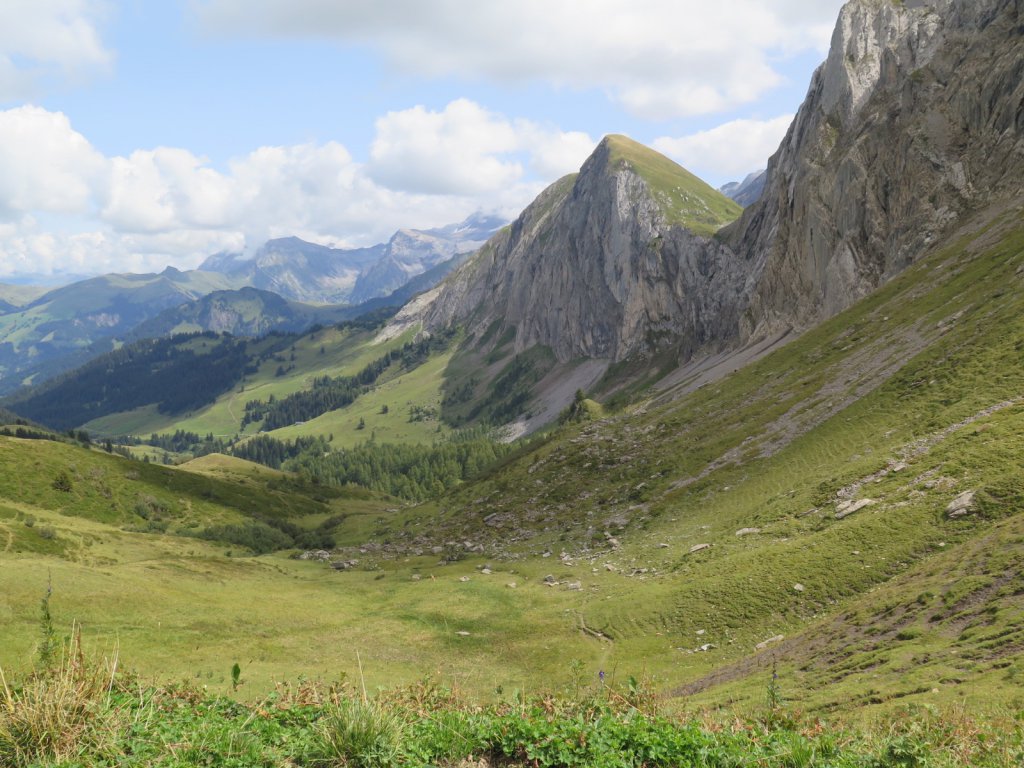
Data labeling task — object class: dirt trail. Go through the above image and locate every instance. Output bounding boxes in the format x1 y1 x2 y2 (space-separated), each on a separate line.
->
1 523 12 552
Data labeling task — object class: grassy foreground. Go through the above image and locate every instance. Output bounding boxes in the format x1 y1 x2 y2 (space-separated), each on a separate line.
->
3 635 1023 768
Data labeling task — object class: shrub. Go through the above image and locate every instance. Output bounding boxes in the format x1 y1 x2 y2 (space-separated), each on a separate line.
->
51 471 73 493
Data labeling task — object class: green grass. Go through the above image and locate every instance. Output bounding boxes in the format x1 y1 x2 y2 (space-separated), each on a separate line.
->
83 326 418 439
378 210 1024 712
261 349 455 448
0 525 595 698
0 282 47 307
4 643 1023 767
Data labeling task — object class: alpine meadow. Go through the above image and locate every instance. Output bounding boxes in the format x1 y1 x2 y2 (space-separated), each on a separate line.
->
2 0 1024 766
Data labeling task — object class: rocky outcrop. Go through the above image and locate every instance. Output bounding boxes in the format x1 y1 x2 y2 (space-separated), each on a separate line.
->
422 136 746 363
731 0 1024 340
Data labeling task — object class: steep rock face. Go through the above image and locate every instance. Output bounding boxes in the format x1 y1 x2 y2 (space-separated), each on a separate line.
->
407 0 1022 374
733 0 1024 339
422 137 746 363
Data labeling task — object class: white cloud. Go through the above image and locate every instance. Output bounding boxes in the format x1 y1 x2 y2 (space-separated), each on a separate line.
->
0 101 590 278
0 106 106 217
0 0 112 99
103 148 235 233
194 0 846 119
369 99 522 195
518 127 596 180
653 115 794 184
367 99 593 196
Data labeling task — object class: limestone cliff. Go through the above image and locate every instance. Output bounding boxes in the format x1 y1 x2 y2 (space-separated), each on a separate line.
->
732 0 1024 338
421 136 745 363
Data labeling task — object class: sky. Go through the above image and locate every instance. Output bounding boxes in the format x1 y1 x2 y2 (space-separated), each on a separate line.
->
0 0 847 280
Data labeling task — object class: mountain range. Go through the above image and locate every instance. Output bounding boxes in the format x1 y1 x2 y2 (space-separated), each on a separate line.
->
719 170 766 207
0 213 504 394
197 212 504 304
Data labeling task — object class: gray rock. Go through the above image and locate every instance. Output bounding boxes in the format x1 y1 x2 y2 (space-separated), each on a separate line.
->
732 0 1022 343
689 543 712 554
946 490 976 518
835 499 876 519
755 634 785 650
735 528 761 537
413 136 748 366
297 550 332 561
566 581 582 591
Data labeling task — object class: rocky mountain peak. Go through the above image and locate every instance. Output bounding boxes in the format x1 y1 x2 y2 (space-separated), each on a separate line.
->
414 136 745 363
395 0 1021 395
820 0 947 126
731 0 1022 340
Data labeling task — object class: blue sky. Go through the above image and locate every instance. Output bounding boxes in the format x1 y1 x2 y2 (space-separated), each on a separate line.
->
0 0 846 279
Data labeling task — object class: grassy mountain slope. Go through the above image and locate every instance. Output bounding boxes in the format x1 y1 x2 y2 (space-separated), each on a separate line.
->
0 436 592 695
604 134 743 235
75 322 454 450
0 270 241 394
0 282 48 307
365 204 1024 711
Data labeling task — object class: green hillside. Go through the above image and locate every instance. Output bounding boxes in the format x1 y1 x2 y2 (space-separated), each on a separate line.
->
0 282 48 307
364 207 1024 712
1 207 1021 728
0 270 242 394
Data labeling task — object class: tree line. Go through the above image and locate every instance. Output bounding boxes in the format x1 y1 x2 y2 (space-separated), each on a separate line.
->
3 332 249 431
242 330 454 431
285 436 512 501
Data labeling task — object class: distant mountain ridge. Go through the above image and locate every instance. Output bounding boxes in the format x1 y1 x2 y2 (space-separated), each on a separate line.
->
0 269 239 392
129 286 354 339
199 213 505 305
0 213 504 393
719 170 766 207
